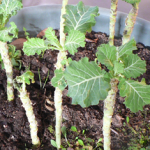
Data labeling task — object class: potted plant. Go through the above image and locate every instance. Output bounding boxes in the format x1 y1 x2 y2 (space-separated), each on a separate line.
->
1 0 150 149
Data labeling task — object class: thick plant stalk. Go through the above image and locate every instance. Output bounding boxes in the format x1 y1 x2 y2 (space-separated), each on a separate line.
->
109 0 118 46
122 2 140 45
0 41 14 101
54 0 68 149
19 81 40 147
103 79 118 150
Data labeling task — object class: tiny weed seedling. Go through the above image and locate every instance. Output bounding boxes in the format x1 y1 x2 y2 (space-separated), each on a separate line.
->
0 0 22 101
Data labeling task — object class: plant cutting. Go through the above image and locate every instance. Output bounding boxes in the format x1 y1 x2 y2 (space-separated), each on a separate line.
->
0 0 22 101
13 70 40 147
122 0 141 44
22 1 99 149
109 0 118 46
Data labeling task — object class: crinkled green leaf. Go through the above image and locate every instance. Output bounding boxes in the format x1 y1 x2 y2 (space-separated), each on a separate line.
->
117 39 137 59
122 54 146 78
118 78 150 113
113 61 124 75
96 44 116 70
23 38 48 56
45 27 62 50
64 57 110 107
0 22 18 42
64 30 85 55
64 1 99 33
122 0 141 4
0 0 22 25
51 69 67 91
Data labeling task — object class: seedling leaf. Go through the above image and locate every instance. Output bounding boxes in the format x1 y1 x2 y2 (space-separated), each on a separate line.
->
0 22 18 42
64 30 85 55
51 69 67 91
117 39 137 59
23 38 48 56
51 139 58 148
64 57 110 107
64 1 99 33
118 79 150 113
61 126 67 138
122 54 146 78
45 27 62 50
71 126 77 132
97 44 116 70
78 139 84 146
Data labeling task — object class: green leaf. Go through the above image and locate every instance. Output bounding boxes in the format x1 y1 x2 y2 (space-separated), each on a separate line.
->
61 126 67 138
113 61 124 75
71 126 77 132
122 0 141 4
117 39 137 59
0 0 22 25
64 57 110 107
45 27 62 50
97 44 116 70
64 1 99 33
122 54 146 78
51 69 67 91
23 38 48 56
78 139 84 146
118 78 150 113
126 116 130 123
64 30 85 55
51 139 58 148
0 22 18 42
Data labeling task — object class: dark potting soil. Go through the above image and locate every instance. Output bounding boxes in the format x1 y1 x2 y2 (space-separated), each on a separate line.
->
0 30 150 150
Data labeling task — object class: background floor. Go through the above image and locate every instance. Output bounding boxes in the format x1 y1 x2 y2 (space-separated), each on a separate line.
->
22 0 150 21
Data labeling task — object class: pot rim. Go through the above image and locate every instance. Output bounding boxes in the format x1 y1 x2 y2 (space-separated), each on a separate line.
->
8 5 150 47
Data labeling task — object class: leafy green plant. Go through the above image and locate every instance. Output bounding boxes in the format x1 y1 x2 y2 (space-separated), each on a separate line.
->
13 70 40 147
22 1 99 149
64 38 150 150
0 0 22 101
0 44 22 69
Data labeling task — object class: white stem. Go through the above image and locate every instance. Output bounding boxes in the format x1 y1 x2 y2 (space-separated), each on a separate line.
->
109 0 118 46
19 88 40 147
54 0 68 149
0 41 14 101
103 79 118 150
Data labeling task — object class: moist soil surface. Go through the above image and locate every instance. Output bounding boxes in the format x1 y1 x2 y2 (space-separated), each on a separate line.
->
0 30 150 150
